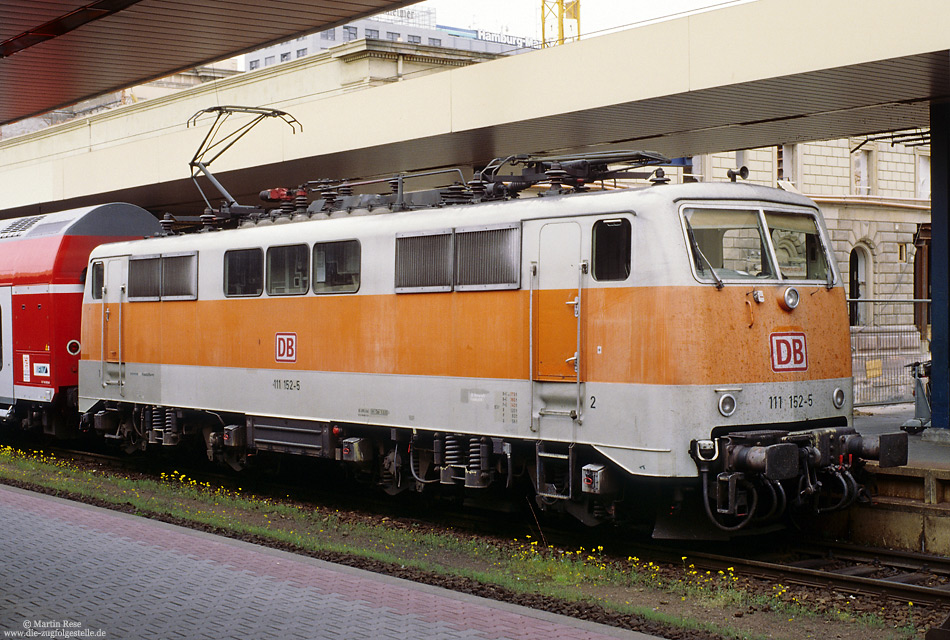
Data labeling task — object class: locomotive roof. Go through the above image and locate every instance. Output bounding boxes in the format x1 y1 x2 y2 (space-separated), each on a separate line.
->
89 181 820 258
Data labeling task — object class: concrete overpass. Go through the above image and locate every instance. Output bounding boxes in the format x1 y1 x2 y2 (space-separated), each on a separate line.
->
0 0 416 126
2 0 950 428
1 0 947 219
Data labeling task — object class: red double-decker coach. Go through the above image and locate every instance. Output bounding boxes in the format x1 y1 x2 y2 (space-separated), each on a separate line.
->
0 203 159 435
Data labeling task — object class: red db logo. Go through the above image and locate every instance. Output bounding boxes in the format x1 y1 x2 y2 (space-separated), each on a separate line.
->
770 332 807 372
276 333 297 363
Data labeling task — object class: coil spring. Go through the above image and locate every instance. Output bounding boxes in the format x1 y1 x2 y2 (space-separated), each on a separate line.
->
151 406 165 432
468 437 482 471
165 409 177 434
444 435 465 467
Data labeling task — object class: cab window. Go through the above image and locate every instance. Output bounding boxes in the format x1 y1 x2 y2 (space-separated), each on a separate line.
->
91 262 104 300
592 218 631 281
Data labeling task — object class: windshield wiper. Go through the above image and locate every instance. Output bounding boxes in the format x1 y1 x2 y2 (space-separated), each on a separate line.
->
684 218 724 290
813 232 835 290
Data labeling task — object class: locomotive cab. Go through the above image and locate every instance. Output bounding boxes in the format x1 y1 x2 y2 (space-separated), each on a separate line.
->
663 194 909 534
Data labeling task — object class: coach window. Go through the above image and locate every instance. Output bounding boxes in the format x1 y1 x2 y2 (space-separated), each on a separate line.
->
313 241 360 294
266 244 309 295
128 257 161 300
224 249 263 297
90 262 104 300
592 218 632 281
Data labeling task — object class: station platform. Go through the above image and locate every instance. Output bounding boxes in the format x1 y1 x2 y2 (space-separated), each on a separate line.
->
0 484 655 640
836 405 950 553
852 403 950 470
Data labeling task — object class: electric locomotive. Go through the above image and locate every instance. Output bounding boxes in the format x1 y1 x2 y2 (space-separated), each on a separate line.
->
76 151 907 537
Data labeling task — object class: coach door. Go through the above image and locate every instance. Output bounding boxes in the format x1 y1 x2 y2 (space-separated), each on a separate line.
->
101 257 127 393
0 286 12 405
526 219 586 435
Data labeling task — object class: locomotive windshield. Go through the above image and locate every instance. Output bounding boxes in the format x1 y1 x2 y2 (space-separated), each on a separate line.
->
682 207 831 284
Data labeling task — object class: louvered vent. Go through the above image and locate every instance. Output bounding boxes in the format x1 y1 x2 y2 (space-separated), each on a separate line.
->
395 232 453 292
455 226 520 290
128 257 161 299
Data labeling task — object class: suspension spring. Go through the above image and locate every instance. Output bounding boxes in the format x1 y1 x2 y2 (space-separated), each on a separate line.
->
151 406 165 433
444 435 464 466
165 409 178 435
468 437 482 471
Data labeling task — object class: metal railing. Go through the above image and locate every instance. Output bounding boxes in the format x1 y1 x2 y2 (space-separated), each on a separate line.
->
849 298 930 406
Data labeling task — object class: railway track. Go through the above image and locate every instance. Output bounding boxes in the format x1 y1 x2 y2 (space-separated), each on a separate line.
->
668 540 950 607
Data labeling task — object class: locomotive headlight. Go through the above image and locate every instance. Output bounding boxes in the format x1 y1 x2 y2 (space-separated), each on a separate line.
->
780 286 800 311
832 387 846 409
718 393 737 417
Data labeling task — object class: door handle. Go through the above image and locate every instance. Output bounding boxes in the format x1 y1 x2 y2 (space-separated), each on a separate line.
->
565 296 579 317
105 307 110 321
565 352 578 372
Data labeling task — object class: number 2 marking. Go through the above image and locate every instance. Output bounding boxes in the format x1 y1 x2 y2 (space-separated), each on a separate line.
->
590 396 597 409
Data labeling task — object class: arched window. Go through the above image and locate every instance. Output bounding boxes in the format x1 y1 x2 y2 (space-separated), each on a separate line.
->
849 246 872 326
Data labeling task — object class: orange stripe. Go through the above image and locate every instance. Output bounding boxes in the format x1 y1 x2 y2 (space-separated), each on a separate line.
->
82 285 850 385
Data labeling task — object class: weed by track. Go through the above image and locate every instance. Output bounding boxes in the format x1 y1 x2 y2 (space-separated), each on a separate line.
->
0 444 928 640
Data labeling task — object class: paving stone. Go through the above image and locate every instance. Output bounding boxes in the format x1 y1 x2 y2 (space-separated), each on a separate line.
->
0 485 654 640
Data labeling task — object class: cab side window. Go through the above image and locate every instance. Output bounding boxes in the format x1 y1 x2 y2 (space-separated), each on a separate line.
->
592 218 632 281
91 262 104 300
224 249 263 297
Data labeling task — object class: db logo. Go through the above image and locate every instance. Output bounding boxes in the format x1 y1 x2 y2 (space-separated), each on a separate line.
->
770 332 807 372
275 333 297 363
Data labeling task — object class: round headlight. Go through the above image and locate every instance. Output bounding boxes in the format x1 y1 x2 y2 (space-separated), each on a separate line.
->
780 286 800 311
718 393 737 417
832 387 846 409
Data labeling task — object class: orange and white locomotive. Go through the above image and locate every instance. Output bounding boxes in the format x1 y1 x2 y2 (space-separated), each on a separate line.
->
77 152 907 536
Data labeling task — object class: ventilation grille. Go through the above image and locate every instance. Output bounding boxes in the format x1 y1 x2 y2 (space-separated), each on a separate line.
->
395 232 453 292
455 226 520 290
0 216 43 239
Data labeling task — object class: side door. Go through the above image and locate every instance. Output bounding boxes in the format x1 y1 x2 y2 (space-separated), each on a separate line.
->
0 286 12 404
101 257 128 393
524 219 587 436
534 221 583 381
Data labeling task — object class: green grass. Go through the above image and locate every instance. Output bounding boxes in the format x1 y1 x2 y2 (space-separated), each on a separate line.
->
0 444 918 640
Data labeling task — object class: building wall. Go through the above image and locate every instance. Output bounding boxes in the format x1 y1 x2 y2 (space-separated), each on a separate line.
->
244 10 535 72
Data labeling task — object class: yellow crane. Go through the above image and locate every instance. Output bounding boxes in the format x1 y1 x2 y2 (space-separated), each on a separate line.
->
541 0 580 48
